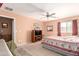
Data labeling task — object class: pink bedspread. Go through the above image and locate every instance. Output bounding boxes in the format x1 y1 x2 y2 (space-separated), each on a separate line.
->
42 36 79 55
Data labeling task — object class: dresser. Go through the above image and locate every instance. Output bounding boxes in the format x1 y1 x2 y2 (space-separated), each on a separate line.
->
31 30 42 42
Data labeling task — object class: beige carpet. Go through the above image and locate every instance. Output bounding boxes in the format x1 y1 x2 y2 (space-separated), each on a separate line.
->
14 41 62 56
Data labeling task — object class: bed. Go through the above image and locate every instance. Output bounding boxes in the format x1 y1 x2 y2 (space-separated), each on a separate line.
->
42 36 79 56
0 39 12 56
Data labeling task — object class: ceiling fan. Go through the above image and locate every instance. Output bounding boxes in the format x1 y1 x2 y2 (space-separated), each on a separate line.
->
40 12 57 20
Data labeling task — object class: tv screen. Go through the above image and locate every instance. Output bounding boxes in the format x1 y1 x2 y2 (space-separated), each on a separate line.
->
35 30 41 35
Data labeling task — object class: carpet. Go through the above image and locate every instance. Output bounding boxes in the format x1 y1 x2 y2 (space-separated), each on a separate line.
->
14 41 62 56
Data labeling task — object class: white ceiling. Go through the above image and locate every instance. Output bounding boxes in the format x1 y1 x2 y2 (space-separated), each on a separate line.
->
1 3 79 21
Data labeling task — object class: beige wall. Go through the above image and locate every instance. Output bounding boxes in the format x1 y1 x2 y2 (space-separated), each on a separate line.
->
0 9 43 46
1 7 79 46
42 16 79 36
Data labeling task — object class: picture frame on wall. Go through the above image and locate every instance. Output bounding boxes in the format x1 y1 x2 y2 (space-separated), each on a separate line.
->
47 25 53 31
2 23 8 28
33 23 40 30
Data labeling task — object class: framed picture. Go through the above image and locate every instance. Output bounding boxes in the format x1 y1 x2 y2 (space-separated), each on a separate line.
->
33 23 40 30
47 26 53 31
2 23 8 28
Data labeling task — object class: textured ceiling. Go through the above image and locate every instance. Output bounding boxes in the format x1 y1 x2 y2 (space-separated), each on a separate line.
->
1 3 79 21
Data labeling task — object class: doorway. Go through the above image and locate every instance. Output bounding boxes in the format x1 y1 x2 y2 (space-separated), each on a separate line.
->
0 16 14 42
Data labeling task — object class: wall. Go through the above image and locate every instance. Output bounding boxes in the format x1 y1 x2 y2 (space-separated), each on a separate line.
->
2 6 79 46
42 16 79 36
0 9 43 46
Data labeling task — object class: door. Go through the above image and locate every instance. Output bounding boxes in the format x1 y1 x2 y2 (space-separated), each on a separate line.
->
0 16 13 42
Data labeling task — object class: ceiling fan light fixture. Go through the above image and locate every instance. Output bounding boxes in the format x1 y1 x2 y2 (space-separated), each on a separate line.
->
4 6 13 11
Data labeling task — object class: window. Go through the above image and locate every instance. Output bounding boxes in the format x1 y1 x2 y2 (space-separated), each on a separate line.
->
61 22 66 33
66 21 72 33
61 21 72 34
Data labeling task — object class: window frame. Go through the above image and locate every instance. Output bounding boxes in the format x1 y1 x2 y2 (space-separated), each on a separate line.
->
60 21 72 34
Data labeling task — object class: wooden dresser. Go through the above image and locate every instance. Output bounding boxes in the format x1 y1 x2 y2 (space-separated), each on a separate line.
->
31 30 42 42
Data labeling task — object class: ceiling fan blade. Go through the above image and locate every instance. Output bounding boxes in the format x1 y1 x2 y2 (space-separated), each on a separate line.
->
46 12 49 14
50 13 55 16
46 12 50 15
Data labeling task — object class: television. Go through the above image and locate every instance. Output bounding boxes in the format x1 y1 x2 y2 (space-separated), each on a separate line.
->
35 30 42 35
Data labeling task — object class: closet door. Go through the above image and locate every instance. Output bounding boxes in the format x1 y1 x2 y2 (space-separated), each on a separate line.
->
0 16 13 42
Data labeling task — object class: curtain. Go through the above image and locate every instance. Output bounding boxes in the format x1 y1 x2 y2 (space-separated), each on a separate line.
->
72 20 78 35
0 3 3 8
57 22 61 36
